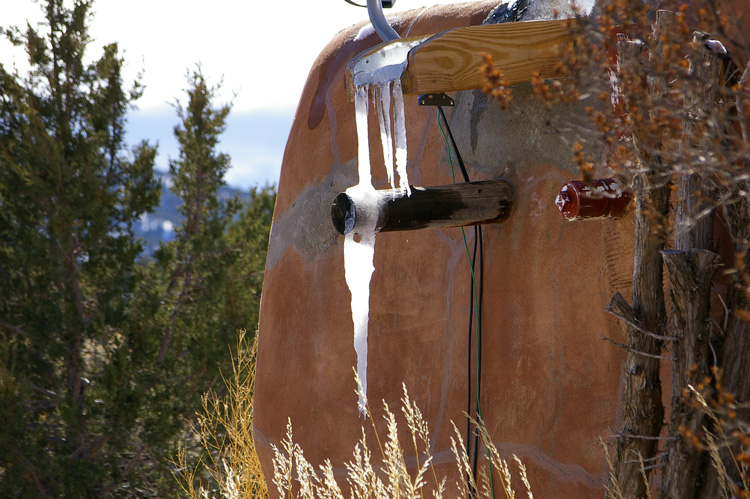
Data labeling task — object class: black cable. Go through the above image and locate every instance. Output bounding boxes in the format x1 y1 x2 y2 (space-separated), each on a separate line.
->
472 226 484 482
466 227 477 478
438 105 489 497
439 105 475 464
438 106 470 183
470 225 480 482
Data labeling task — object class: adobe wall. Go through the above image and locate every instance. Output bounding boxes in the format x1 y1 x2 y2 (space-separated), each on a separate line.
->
253 2 635 497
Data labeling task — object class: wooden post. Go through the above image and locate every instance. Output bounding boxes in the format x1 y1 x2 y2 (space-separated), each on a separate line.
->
699 183 750 499
608 11 674 498
660 249 720 499
674 31 731 251
331 180 512 235
660 33 728 499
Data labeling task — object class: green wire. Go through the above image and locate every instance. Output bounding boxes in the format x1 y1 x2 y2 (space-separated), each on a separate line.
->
438 116 481 405
438 110 494 498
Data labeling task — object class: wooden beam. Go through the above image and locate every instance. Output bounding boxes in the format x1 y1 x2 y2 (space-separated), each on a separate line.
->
331 180 513 235
403 18 576 95
346 19 576 100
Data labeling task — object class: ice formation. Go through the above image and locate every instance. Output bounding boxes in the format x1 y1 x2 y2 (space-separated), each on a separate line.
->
392 79 410 195
374 83 394 189
344 85 377 414
344 80 410 415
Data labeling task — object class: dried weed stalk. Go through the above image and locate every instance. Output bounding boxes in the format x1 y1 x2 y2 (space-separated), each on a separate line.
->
173 330 268 499
684 373 750 498
272 383 531 499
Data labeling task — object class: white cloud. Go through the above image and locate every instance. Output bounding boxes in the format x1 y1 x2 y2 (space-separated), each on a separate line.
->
3 1 474 112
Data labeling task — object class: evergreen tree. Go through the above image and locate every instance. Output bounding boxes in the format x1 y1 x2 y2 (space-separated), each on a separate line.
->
223 185 276 331
0 4 275 495
0 0 161 496
150 67 275 388
155 69 239 366
143 69 276 490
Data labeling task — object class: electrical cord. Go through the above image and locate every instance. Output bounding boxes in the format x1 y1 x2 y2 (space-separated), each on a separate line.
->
437 105 492 499
439 105 475 483
473 225 484 481
438 107 470 182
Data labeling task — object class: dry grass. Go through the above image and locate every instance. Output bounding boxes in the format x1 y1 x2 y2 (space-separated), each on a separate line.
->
173 329 268 499
173 336 533 499
685 378 750 499
271 378 533 499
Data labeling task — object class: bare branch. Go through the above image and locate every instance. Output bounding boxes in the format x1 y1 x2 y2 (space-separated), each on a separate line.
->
609 431 677 441
738 61 750 143
607 293 676 342
0 318 29 337
600 334 675 360
622 452 667 465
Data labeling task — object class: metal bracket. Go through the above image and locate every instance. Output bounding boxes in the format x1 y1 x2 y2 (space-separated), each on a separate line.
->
418 93 455 107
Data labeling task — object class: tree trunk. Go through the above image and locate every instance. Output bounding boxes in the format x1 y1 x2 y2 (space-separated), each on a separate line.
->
695 187 750 499
659 33 728 499
659 249 721 498
608 11 676 497
609 175 669 498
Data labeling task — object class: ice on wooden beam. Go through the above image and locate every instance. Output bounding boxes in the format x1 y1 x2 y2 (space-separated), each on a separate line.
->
347 36 427 90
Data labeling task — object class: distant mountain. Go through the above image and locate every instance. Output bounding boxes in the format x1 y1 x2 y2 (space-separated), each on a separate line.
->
134 170 250 256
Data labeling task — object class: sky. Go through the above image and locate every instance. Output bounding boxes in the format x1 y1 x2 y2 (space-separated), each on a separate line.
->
3 0 474 190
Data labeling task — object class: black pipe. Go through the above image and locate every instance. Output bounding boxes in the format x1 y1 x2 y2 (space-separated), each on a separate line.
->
331 180 513 235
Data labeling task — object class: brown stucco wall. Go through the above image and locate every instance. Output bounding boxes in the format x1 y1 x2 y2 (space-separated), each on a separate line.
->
253 2 637 497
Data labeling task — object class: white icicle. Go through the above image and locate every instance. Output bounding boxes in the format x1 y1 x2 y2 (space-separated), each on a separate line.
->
354 85 372 185
392 79 410 195
375 82 395 190
344 79 412 416
344 217 376 416
344 84 377 416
